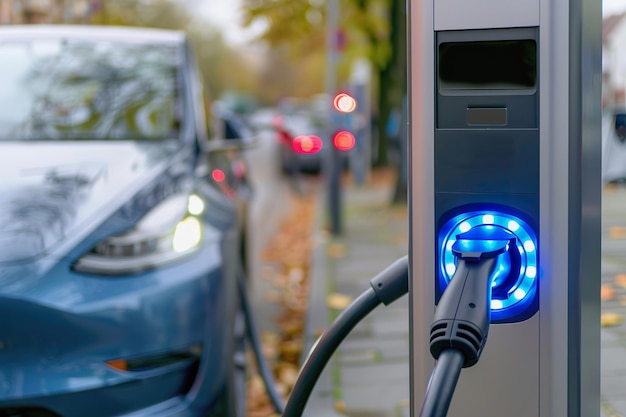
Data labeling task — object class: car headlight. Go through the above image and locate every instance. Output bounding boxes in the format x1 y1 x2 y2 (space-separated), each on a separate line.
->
73 193 205 276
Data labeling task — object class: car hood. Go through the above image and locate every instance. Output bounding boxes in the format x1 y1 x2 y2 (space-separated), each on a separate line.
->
0 141 182 265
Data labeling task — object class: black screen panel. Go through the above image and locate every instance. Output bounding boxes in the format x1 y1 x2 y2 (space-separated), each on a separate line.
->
439 40 537 90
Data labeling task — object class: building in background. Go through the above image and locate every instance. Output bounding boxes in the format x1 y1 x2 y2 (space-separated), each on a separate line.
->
604 12 626 108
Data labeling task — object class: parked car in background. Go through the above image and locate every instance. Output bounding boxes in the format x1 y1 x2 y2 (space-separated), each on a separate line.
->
274 96 328 174
0 25 250 417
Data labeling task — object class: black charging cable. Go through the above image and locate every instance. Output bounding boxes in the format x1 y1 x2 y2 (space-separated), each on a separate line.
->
280 255 409 417
418 227 517 417
236 254 409 416
240 226 516 417
237 268 286 415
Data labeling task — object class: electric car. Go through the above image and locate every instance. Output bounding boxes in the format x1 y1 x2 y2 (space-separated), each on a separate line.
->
0 25 251 417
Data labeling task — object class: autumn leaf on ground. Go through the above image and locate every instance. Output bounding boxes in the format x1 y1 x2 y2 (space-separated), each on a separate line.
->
327 243 347 258
616 273 626 289
279 339 303 364
601 312 624 327
610 226 626 239
276 362 299 390
602 284 616 301
327 293 353 310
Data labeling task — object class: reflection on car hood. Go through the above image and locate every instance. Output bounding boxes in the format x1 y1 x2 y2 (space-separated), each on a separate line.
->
0 141 181 264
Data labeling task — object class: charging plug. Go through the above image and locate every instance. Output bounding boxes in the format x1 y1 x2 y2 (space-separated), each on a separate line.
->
430 226 517 367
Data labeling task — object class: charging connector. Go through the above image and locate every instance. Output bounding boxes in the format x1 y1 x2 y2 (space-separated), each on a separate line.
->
420 226 517 417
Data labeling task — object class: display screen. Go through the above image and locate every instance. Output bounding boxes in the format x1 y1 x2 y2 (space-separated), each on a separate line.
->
438 40 537 90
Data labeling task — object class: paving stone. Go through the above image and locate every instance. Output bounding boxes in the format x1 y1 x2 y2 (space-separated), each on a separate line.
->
604 398 626 417
603 345 626 375
603 373 626 398
339 338 409 363
603 328 623 346
341 383 410 414
340 362 410 387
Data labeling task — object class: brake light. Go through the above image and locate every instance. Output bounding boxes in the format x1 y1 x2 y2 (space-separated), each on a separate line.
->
292 135 323 154
212 169 226 182
332 131 356 151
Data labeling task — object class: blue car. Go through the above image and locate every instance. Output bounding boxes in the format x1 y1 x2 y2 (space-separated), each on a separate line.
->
0 25 251 417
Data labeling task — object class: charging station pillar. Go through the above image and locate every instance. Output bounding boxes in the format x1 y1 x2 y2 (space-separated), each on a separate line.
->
408 0 602 415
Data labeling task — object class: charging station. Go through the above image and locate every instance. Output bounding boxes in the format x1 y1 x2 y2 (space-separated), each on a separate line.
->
409 0 602 415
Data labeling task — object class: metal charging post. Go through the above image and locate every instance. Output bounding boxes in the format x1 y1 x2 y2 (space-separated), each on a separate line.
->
325 0 342 236
408 0 602 416
327 93 358 236
328 108 343 236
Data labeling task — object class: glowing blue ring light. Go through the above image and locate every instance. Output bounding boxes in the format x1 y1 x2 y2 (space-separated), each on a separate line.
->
438 209 538 322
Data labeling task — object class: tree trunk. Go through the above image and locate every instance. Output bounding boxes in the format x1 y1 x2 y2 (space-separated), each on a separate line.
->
376 0 406 170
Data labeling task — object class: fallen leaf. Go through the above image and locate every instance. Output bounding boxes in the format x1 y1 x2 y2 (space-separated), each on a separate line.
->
314 327 325 338
327 293 353 310
263 289 283 303
602 284 616 301
398 399 410 408
276 363 299 389
393 232 409 245
610 226 626 239
279 339 303 363
335 400 346 413
327 243 347 258
616 274 626 289
601 312 624 327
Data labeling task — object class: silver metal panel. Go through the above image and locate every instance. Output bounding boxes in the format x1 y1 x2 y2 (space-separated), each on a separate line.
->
447 317 539 415
434 0 539 31
576 0 603 414
538 0 570 413
408 0 435 414
538 0 602 414
410 0 600 415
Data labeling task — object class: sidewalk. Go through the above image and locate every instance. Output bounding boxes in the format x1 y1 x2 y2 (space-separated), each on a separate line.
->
301 168 626 417
303 168 409 417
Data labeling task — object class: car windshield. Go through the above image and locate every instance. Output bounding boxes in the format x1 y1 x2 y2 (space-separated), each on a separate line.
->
0 38 182 141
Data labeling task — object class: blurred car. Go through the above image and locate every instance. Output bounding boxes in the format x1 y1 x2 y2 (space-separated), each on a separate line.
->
0 25 251 417
274 97 327 174
207 102 255 273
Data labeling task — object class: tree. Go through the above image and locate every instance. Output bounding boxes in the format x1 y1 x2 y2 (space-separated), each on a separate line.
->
241 0 407 169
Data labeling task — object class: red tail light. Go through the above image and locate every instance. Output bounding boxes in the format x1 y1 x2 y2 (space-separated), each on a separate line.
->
292 135 324 154
332 131 356 151
212 169 226 182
